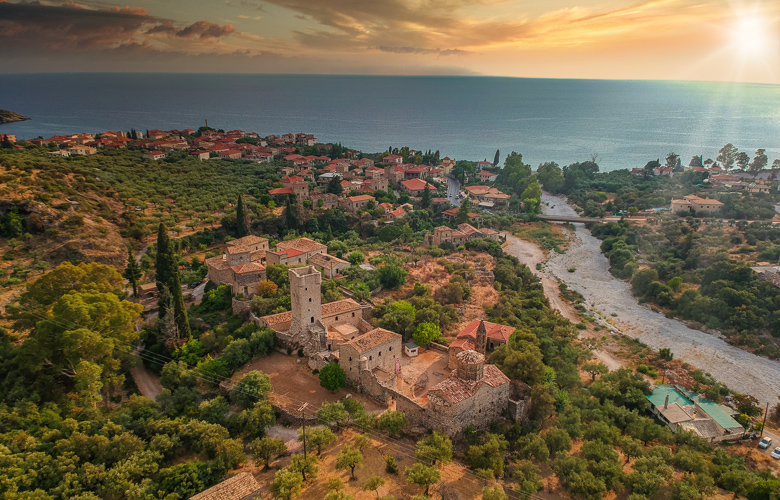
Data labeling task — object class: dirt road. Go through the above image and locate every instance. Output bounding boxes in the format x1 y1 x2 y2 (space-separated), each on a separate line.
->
130 363 162 400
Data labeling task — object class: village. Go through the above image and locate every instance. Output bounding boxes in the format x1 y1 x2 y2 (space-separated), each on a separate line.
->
2 125 777 500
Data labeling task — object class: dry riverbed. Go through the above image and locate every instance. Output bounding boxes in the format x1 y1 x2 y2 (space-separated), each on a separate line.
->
524 192 780 406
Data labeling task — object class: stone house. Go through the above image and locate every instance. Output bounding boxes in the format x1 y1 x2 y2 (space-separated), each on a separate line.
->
339 195 374 213
400 179 437 196
205 236 269 298
339 328 403 385
670 195 724 214
219 150 243 160
309 253 350 278
424 223 498 247
266 238 327 265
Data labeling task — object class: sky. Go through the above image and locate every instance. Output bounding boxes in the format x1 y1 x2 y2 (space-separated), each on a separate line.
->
1 0 779 83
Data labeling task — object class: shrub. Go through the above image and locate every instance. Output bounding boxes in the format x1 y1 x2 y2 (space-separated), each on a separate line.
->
319 363 347 391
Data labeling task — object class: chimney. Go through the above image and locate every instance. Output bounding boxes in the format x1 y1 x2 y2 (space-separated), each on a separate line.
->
205 119 208 128
664 395 669 409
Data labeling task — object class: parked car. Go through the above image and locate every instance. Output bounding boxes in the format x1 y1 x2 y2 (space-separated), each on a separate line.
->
759 437 773 449
771 447 780 459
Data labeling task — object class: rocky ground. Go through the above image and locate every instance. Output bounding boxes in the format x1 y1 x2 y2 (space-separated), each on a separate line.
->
536 192 780 406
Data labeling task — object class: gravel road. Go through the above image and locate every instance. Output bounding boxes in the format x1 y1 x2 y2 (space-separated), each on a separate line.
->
537 193 780 405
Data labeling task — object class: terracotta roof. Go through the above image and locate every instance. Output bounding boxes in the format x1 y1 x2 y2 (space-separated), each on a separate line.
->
450 338 475 350
457 319 515 344
276 237 327 254
188 472 260 500
309 253 349 268
672 199 692 205
348 195 374 202
268 187 294 195
277 248 305 258
457 223 481 236
205 256 230 270
477 171 496 177
231 262 265 274
228 235 268 247
428 365 509 405
401 179 436 191
226 245 250 255
344 327 400 353
261 310 293 326
321 298 362 317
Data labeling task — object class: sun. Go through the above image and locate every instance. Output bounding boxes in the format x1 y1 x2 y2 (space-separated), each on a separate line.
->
730 11 774 58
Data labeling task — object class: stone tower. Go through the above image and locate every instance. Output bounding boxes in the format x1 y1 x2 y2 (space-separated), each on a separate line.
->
475 320 487 355
456 350 485 382
289 266 322 338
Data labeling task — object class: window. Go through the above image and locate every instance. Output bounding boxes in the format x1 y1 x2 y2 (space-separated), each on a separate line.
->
379 351 382 356
310 317 314 323
389 347 392 351
352 312 355 317
336 316 339 321
309 298 312 302
369 356 372 361
349 357 352 361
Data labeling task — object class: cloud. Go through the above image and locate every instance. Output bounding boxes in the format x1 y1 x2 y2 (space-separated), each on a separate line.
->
176 20 235 39
375 46 471 56
0 1 235 51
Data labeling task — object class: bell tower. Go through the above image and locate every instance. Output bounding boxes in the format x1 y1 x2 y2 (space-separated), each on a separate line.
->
476 319 487 355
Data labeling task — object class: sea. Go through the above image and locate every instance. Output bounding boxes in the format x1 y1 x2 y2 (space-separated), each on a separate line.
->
1 73 779 171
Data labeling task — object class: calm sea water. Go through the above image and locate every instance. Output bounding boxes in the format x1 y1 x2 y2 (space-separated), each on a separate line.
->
1 73 779 171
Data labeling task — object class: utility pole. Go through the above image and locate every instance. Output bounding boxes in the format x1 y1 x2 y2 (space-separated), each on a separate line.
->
299 402 309 456
760 402 770 440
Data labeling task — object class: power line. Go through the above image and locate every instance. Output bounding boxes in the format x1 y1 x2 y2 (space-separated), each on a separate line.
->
18 309 546 499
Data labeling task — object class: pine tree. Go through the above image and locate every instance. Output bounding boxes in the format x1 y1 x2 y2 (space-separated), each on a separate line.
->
493 149 500 166
420 183 432 209
123 246 142 297
155 224 173 317
236 195 249 237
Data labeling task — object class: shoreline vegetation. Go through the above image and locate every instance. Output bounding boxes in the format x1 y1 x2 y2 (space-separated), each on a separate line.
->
0 109 30 124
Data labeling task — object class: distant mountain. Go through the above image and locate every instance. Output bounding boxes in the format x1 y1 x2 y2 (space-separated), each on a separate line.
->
0 110 30 124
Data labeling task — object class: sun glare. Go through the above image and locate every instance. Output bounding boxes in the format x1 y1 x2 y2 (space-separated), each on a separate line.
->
731 12 773 58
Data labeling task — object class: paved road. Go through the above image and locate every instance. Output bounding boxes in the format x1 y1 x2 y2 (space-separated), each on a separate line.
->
445 174 461 206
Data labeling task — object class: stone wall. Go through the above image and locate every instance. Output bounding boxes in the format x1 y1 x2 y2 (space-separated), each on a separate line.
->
427 382 510 436
232 297 251 316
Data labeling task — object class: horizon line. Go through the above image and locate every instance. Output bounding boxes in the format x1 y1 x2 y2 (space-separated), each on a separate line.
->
0 72 777 87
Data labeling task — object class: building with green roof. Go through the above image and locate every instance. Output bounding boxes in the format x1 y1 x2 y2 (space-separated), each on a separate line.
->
645 385 744 443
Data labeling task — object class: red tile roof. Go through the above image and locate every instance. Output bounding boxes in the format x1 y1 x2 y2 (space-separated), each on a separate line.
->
457 319 515 344
401 179 436 191
268 187 294 195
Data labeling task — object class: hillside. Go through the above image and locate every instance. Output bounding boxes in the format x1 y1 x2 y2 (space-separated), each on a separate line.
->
0 109 30 124
0 148 284 304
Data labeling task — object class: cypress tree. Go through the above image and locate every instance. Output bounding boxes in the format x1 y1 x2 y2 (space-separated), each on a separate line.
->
236 195 249 237
123 246 142 297
493 149 500 166
421 183 432 209
155 223 173 317
170 264 191 339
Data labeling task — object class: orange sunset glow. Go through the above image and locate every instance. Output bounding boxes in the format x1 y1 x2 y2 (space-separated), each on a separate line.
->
1 0 779 82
